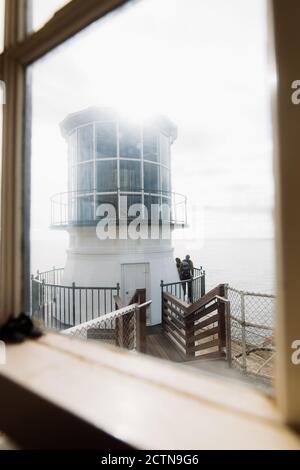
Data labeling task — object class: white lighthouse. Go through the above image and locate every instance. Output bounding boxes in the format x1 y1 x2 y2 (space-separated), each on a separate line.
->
51 107 186 325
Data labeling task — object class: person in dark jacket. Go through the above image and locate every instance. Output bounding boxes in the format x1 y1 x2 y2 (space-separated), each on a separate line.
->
175 257 186 297
181 255 193 303
175 257 182 275
185 254 194 277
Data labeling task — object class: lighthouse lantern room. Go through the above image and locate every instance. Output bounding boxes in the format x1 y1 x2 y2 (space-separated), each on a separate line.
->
51 107 186 324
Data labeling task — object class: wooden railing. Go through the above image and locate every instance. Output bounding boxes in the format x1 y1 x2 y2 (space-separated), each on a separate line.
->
162 284 229 360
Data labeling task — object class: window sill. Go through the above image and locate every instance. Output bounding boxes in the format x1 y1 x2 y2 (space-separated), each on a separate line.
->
0 332 299 449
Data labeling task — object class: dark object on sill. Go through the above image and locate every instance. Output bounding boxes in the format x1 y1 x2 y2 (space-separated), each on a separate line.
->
0 313 43 343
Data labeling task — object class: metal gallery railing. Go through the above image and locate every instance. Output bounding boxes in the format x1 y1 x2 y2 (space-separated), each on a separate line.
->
50 188 187 227
31 267 120 329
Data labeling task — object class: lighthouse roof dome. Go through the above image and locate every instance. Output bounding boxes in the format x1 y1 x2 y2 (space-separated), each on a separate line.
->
60 106 177 142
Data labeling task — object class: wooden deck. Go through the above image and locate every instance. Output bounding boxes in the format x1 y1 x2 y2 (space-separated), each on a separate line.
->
146 325 186 362
145 325 269 389
146 324 223 363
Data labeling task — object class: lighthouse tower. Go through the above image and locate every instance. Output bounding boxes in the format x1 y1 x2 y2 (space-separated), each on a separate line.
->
51 107 186 325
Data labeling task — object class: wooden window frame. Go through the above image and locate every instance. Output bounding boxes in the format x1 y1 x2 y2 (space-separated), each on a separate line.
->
0 0 299 449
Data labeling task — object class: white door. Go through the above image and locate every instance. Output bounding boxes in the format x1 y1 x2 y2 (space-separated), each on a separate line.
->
121 263 150 310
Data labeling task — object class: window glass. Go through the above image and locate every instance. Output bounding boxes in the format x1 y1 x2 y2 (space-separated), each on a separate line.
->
77 162 93 192
78 125 93 162
96 160 117 192
120 160 141 192
144 194 160 219
69 131 77 166
28 0 275 390
96 122 117 158
143 128 159 162
71 167 77 192
126 194 143 218
160 134 170 167
144 162 159 192
96 194 118 214
119 122 141 159
77 196 94 223
161 167 171 193
28 0 72 33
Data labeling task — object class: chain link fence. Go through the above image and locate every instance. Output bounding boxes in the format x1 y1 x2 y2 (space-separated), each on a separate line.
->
62 303 138 350
227 286 275 381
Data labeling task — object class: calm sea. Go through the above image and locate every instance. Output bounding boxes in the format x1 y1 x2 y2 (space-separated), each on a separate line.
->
174 238 275 295
31 237 275 296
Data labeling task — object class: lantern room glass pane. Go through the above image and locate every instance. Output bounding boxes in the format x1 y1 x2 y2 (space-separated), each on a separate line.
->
96 194 118 218
69 131 77 165
77 162 93 192
160 133 170 167
120 160 141 192
124 194 143 220
143 128 159 162
71 167 77 192
96 122 117 158
144 162 159 192
77 196 94 223
144 195 160 220
78 125 93 162
161 167 171 193
96 160 118 192
119 122 141 159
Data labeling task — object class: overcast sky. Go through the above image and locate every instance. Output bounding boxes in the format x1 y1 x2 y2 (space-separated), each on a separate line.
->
29 0 274 242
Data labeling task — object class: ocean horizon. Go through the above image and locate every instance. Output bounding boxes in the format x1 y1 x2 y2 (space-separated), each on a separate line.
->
31 237 275 296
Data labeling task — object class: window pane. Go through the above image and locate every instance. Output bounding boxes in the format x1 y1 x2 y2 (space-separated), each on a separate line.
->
28 0 71 32
126 194 143 218
69 131 77 166
120 160 141 192
143 128 159 162
78 125 93 162
119 122 141 159
27 0 275 389
161 167 170 193
76 196 94 223
96 194 118 215
144 162 159 192
160 134 170 167
96 122 117 158
96 160 117 192
77 162 93 192
144 195 160 219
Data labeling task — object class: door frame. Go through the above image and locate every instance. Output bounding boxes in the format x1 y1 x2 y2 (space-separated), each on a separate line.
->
121 262 151 319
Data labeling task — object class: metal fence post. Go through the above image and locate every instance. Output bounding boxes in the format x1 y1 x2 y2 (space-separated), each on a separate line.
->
160 280 164 326
42 279 45 325
241 292 247 373
30 274 34 317
72 282 76 326
201 269 206 297
224 284 232 367
135 289 147 353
